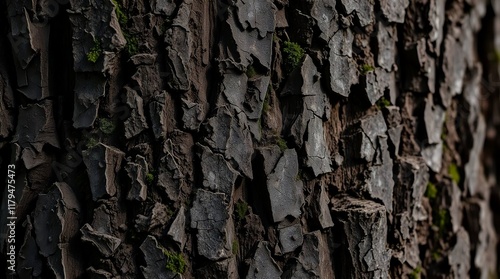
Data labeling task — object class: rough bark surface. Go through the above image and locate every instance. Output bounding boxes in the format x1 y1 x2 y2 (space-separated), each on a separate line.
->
1 0 500 278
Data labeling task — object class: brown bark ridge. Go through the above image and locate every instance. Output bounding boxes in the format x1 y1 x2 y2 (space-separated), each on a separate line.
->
1 0 500 278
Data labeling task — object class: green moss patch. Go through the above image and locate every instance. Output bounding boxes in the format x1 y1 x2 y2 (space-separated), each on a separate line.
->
87 40 102 63
283 41 305 73
163 250 186 274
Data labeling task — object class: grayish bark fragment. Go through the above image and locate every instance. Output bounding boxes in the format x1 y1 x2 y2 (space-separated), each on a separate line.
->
236 0 276 38
197 258 239 279
328 29 357 97
80 223 121 258
339 0 374 26
150 0 176 16
266 149 304 223
439 35 467 107
377 21 397 71
448 228 471 279
258 146 282 176
203 107 254 179
356 111 388 162
125 155 148 201
465 117 486 196
33 182 83 278
199 144 238 199
310 183 334 229
164 3 191 91
140 236 177 279
0 64 14 138
7 3 50 100
221 9 273 70
421 142 443 173
396 157 429 221
424 96 446 144
72 73 107 128
83 144 125 201
365 136 394 212
21 147 50 170
18 218 43 278
283 231 335 279
309 0 339 42
167 206 187 249
332 197 391 279
281 55 332 176
16 101 60 152
246 242 282 279
279 223 303 254
122 87 149 139
380 0 409 23
190 189 233 261
149 92 168 140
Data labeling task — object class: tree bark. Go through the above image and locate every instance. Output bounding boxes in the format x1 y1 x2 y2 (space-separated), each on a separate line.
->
1 0 500 278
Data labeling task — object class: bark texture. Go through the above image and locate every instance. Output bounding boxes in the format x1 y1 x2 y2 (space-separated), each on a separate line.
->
1 0 500 278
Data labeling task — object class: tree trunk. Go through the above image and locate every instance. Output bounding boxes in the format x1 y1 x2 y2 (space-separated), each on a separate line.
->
1 0 500 278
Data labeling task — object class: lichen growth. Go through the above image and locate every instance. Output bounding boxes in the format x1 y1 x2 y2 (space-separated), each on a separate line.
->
276 137 288 151
448 163 461 184
99 118 115 134
295 170 303 181
246 65 257 78
163 250 186 274
235 200 248 222
432 251 441 261
376 96 391 109
145 173 154 185
86 136 99 149
409 266 422 279
232 240 239 255
111 0 139 56
125 34 139 56
434 209 450 234
87 40 102 63
111 0 128 26
425 182 438 200
494 50 500 63
361 64 375 75
283 41 305 73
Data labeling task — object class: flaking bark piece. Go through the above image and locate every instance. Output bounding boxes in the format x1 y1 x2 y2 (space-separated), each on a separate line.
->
18 218 43 278
332 197 391 279
282 231 335 279
167 206 187 249
164 3 191 91
80 223 121 258
236 0 276 38
16 101 60 152
33 182 83 278
72 73 107 129
203 107 254 179
125 155 148 201
190 189 233 261
245 242 282 279
448 228 471 279
339 0 374 26
198 144 238 200
140 235 177 279
122 87 149 139
278 223 303 254
266 149 304 223
83 143 125 201
281 55 332 176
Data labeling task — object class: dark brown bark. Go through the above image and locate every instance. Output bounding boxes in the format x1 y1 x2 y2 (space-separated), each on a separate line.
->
1 0 500 278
